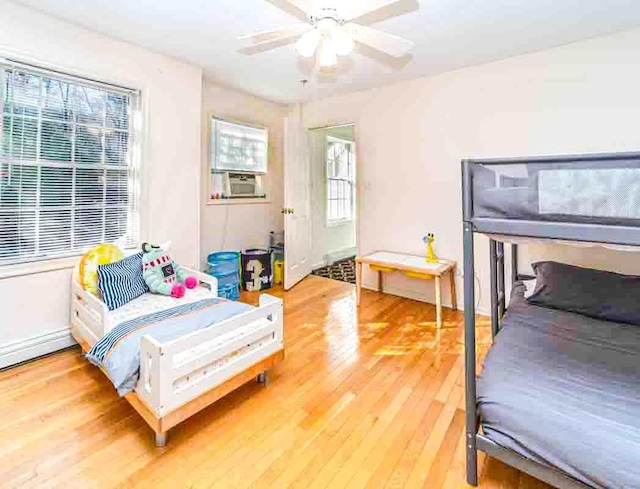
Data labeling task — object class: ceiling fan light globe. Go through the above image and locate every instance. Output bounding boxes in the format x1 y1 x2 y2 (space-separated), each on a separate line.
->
317 39 338 70
295 29 320 58
332 28 354 56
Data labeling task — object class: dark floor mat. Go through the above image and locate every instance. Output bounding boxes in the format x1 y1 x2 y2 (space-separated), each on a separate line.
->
312 257 356 284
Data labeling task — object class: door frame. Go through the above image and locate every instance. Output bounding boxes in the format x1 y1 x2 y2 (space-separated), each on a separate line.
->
303 121 361 277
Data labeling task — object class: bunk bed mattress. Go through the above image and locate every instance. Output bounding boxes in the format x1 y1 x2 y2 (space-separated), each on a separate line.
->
478 285 640 489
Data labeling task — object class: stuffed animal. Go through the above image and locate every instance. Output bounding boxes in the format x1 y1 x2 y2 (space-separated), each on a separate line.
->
141 243 197 298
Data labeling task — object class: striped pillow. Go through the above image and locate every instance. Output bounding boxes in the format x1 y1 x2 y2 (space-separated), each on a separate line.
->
98 252 149 311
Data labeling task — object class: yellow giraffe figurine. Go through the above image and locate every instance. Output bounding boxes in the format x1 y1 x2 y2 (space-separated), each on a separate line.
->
423 233 439 263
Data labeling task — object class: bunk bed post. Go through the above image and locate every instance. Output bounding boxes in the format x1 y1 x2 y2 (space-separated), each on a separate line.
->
462 159 478 486
511 244 519 284
489 239 500 339
463 221 478 486
497 242 506 317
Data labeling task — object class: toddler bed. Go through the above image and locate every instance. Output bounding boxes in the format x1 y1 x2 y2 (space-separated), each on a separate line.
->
70 261 284 446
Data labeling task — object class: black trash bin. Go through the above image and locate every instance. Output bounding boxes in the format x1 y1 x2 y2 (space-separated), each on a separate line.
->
241 249 273 291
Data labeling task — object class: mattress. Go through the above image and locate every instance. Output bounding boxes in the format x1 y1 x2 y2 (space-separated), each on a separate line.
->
478 284 640 488
106 285 217 331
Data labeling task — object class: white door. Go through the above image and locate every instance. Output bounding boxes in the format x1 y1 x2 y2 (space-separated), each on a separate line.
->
284 114 312 290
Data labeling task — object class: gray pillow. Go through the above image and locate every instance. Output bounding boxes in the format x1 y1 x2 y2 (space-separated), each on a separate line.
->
527 261 640 326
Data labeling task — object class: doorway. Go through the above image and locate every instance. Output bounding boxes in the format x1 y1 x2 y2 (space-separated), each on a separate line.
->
308 124 357 284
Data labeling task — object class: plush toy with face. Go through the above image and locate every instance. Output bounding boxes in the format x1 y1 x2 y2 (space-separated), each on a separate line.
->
141 242 197 298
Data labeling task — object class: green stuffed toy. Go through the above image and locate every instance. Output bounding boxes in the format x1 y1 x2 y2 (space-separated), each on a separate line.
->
141 242 197 298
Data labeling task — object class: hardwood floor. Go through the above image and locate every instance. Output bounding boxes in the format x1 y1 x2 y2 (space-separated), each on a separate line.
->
0 275 551 488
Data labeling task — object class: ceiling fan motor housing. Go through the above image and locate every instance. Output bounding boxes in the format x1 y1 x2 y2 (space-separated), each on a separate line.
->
310 7 344 26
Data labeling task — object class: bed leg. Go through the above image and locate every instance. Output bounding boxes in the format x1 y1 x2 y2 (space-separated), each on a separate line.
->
257 371 268 385
155 431 168 447
466 433 478 486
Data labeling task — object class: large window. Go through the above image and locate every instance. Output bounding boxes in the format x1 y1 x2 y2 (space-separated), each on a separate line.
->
0 59 140 266
210 117 268 173
326 136 356 223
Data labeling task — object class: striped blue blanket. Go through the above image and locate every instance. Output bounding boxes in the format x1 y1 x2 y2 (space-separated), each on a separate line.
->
86 298 253 396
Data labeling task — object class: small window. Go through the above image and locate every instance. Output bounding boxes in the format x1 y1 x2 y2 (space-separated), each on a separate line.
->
210 117 268 173
0 59 140 266
326 136 355 224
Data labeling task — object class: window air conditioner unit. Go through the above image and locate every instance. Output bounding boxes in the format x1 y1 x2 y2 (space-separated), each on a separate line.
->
211 172 265 199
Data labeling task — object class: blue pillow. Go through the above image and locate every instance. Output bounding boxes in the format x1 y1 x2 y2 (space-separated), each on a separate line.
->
98 252 148 311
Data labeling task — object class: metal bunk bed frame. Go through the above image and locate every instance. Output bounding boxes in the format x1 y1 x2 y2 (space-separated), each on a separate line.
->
461 151 640 489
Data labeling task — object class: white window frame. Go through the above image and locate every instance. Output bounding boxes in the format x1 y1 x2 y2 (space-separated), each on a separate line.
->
0 58 141 268
209 116 269 174
325 135 356 226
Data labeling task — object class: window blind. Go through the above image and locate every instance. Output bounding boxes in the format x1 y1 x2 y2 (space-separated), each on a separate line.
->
211 118 268 173
0 59 140 266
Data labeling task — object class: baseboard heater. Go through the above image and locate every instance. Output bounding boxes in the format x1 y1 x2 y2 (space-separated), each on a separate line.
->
324 246 357 266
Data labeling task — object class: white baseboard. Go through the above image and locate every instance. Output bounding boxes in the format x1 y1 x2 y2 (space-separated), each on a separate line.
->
0 328 77 369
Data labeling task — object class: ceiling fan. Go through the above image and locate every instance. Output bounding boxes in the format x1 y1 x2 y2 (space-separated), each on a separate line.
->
238 0 415 71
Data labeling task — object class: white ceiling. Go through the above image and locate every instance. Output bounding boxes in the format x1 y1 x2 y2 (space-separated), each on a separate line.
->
13 0 640 104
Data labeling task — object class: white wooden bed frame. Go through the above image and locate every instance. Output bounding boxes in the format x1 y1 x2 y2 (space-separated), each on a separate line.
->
69 265 284 447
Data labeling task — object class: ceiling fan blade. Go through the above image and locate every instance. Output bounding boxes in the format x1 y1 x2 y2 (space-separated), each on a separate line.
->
282 0 317 15
345 23 413 57
341 0 405 22
238 23 312 46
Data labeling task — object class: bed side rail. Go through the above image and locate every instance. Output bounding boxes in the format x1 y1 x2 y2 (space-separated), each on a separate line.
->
462 153 640 246
138 334 164 412
138 294 284 417
476 435 589 489
182 267 218 295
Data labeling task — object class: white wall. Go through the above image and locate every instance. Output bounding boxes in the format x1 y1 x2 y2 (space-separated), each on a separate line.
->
309 126 356 269
301 28 640 314
200 80 286 268
0 1 203 366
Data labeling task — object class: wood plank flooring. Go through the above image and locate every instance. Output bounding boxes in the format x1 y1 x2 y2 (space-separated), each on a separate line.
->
0 275 552 488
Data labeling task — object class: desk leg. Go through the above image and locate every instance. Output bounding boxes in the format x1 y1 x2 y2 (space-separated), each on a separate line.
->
435 275 442 328
377 270 383 293
450 268 458 310
356 261 363 306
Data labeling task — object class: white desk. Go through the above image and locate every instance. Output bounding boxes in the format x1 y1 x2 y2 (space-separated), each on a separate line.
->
356 251 457 328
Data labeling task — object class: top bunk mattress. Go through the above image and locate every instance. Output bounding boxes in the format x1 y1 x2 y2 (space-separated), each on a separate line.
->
478 284 640 489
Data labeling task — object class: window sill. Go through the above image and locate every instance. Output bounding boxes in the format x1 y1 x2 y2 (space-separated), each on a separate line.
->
0 255 80 280
206 198 271 206
326 219 354 228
